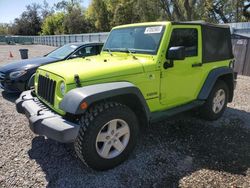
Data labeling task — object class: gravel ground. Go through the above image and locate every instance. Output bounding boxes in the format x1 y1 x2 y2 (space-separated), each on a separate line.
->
0 45 250 187
0 44 56 64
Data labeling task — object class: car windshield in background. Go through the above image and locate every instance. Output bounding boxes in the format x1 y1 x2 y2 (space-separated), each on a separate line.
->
103 26 165 55
46 44 78 59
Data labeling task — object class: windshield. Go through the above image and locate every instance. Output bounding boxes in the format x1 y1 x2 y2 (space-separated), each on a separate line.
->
46 44 79 59
103 25 165 55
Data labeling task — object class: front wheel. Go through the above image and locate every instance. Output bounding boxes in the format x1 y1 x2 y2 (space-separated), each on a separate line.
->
200 80 229 121
74 102 139 170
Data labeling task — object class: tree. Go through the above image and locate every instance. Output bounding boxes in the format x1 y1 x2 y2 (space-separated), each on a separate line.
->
113 0 137 26
9 1 54 35
63 6 88 34
134 0 162 22
204 0 247 23
243 0 250 20
0 24 9 35
41 0 54 19
41 12 65 35
4 0 250 36
42 0 93 34
87 0 110 32
158 0 247 23
112 0 161 25
11 3 42 35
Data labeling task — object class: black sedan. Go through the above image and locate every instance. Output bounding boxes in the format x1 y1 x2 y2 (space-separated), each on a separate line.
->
0 42 103 93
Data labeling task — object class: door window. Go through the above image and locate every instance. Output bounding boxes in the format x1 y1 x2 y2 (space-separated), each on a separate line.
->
74 46 99 57
169 28 198 57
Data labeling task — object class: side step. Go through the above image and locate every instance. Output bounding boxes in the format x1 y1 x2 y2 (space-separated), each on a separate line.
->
150 100 205 123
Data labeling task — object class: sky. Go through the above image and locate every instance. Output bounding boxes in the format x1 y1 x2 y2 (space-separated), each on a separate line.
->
0 0 91 23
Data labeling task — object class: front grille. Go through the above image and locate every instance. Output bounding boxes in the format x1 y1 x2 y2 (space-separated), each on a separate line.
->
37 75 56 105
0 72 5 81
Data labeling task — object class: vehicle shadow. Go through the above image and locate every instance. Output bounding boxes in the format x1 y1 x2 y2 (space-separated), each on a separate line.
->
27 107 250 187
1 90 20 103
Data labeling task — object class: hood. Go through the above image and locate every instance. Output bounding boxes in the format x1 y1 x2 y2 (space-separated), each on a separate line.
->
0 57 58 73
38 54 148 84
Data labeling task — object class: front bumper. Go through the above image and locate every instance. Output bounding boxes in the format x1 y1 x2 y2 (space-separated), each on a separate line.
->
0 79 26 93
16 90 80 143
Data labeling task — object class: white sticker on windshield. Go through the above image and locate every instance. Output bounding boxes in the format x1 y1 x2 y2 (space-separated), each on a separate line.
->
70 45 78 49
144 26 163 34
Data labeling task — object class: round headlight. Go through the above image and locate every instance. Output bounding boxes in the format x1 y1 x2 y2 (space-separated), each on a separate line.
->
60 82 66 96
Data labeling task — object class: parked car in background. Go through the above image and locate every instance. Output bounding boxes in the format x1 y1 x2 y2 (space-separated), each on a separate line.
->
0 42 103 93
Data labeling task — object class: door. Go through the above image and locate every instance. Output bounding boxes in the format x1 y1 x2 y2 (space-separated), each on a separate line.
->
160 26 205 108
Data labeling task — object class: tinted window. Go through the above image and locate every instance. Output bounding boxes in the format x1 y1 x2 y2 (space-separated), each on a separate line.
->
97 44 103 53
74 46 99 57
202 26 233 63
169 28 198 57
46 44 78 59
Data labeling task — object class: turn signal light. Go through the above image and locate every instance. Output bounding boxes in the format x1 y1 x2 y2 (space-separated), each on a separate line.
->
80 102 88 110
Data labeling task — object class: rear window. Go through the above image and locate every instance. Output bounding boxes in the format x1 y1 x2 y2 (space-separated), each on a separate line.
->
202 26 233 63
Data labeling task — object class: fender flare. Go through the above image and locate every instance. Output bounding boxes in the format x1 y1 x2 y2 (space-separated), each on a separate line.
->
59 82 151 119
198 67 234 100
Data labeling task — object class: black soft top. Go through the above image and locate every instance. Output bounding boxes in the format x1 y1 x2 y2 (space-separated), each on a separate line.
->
172 21 234 63
172 21 230 29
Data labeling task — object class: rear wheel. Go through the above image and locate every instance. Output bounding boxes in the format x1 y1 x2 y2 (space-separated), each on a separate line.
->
200 80 229 121
74 102 139 170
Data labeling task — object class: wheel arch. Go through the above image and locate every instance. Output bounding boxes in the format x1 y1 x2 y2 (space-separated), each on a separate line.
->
97 93 150 128
217 73 234 102
60 82 151 126
198 67 234 102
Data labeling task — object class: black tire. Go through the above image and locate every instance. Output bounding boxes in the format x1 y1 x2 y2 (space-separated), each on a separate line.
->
200 80 229 121
25 74 35 90
74 102 139 170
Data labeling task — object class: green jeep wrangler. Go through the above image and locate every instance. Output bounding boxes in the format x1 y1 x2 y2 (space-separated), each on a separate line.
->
16 21 236 170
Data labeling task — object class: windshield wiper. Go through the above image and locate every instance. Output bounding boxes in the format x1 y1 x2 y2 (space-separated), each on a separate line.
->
103 48 138 59
103 48 113 56
113 48 135 53
116 48 138 59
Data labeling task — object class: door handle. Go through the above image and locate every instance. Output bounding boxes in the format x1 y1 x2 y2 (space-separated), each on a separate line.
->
192 63 202 67
163 61 174 69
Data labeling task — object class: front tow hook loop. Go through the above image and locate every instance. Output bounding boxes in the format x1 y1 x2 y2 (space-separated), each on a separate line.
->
22 95 27 100
37 109 43 116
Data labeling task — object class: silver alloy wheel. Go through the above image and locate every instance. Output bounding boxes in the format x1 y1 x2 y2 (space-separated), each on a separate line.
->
212 89 226 114
95 119 130 159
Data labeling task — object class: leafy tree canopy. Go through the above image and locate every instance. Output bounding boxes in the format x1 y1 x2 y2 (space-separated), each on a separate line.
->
1 0 249 35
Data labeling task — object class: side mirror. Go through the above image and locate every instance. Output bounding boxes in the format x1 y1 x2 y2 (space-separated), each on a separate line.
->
167 46 185 60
